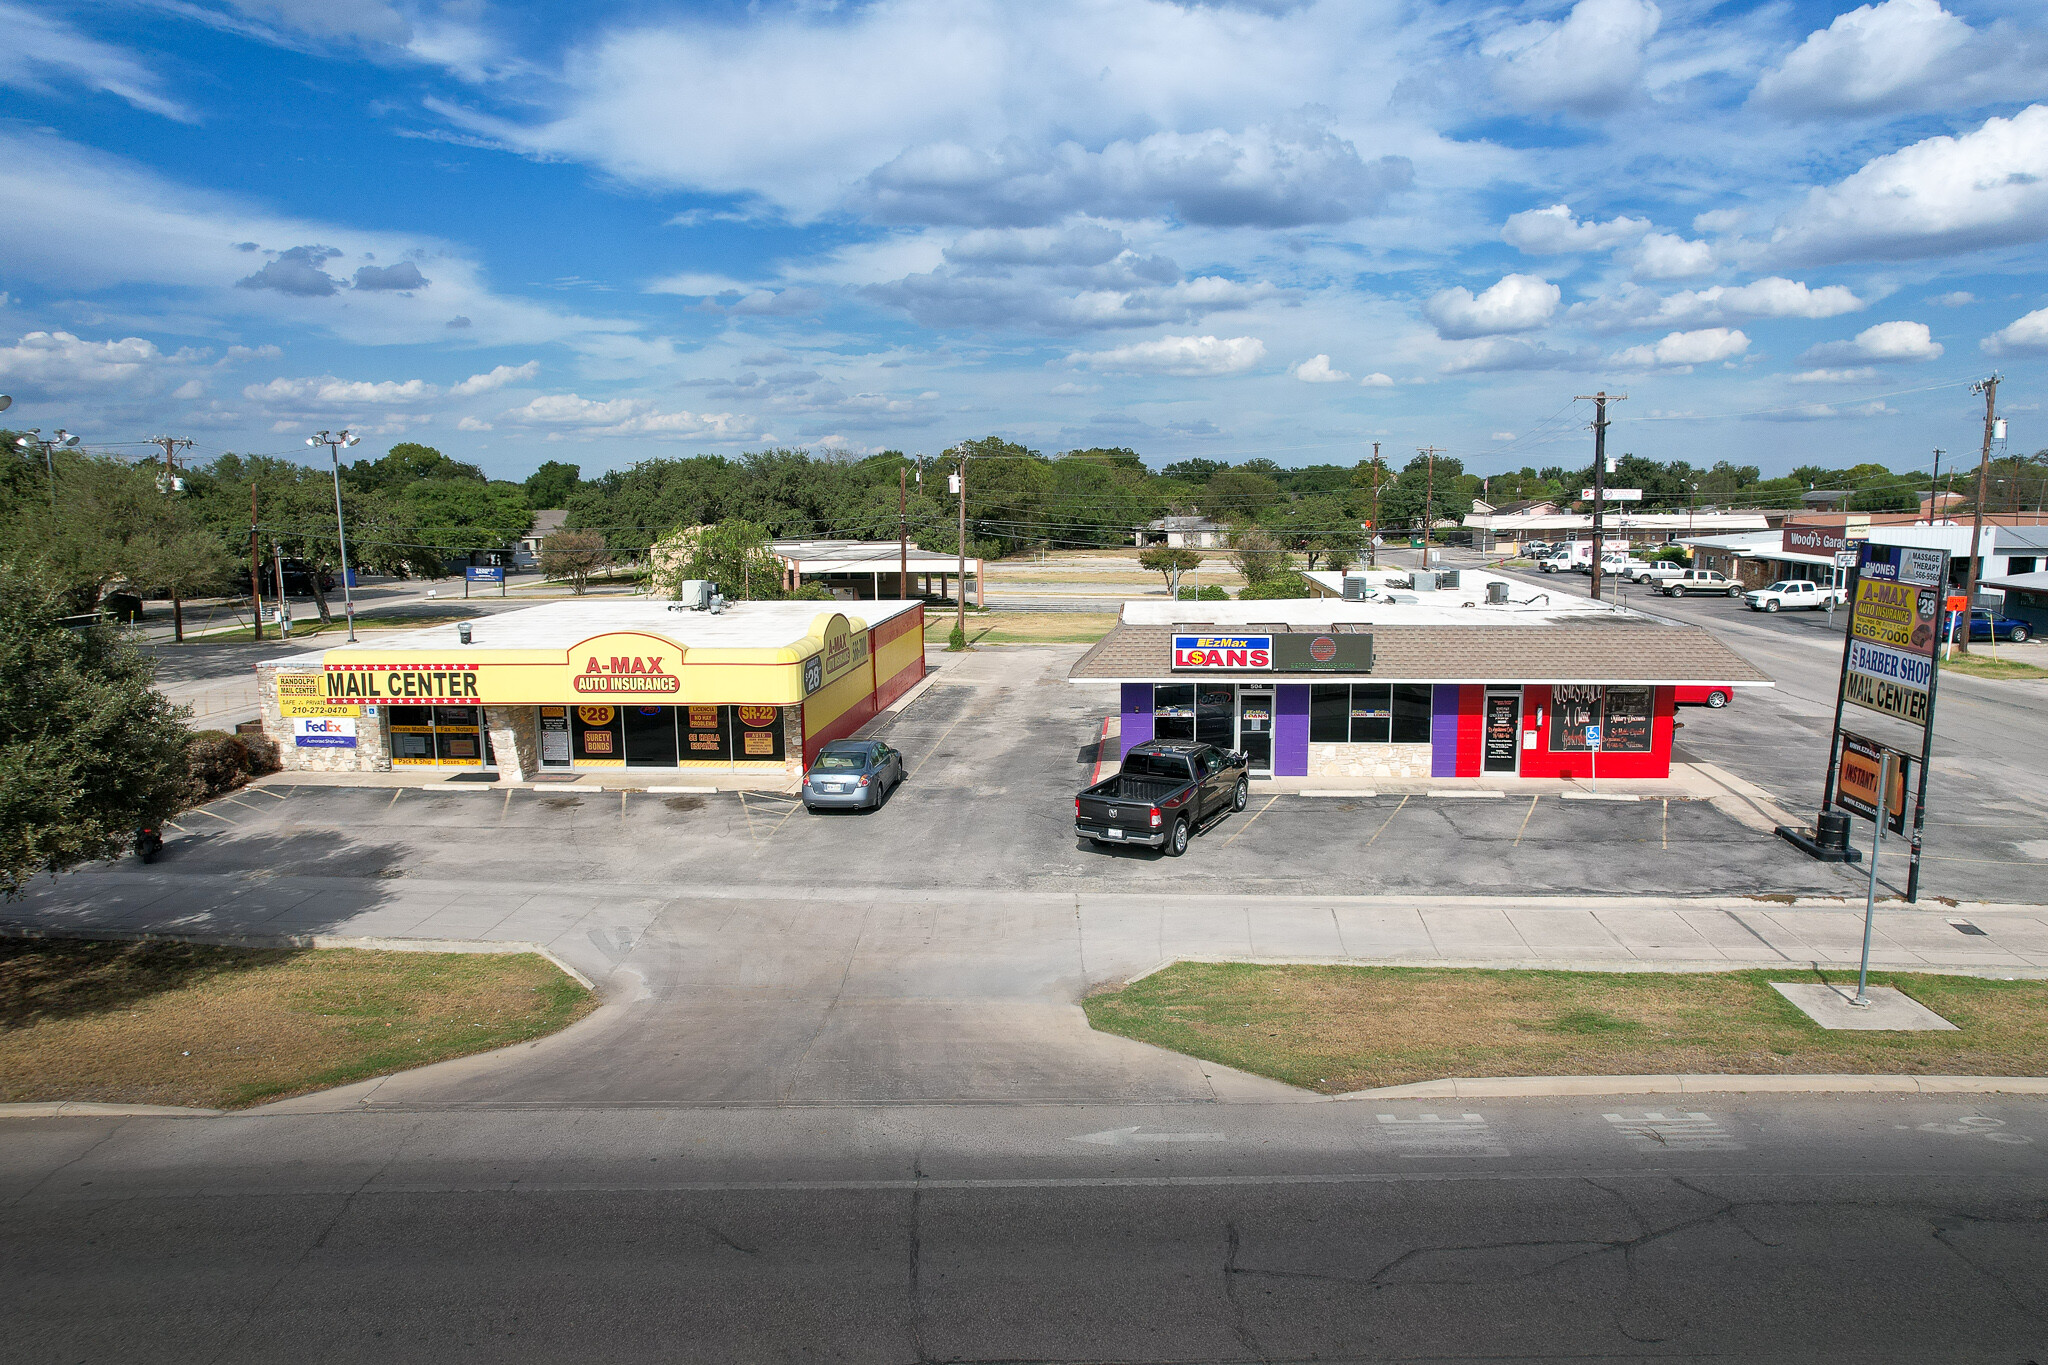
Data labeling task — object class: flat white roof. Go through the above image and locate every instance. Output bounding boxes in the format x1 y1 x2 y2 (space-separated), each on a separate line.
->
1135 571 1642 629
263 598 923 666
772 539 968 572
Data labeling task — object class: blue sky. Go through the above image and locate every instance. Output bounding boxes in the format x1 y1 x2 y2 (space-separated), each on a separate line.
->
1 0 2044 483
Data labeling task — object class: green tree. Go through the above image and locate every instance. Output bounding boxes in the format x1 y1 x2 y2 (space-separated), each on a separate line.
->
3 452 236 612
0 566 192 894
682 519 784 600
540 529 610 595
1205 469 1280 522
345 442 485 491
523 460 581 508
1139 546 1202 597
1229 527 1290 585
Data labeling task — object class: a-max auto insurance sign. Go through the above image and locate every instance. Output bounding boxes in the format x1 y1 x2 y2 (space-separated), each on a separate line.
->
1172 634 1272 669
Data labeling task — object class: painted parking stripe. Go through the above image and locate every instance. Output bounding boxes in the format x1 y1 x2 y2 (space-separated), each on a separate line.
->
1603 1111 1744 1152
1376 1112 1508 1158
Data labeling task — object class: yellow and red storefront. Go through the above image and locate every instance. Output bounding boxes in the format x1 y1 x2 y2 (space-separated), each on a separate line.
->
263 600 926 779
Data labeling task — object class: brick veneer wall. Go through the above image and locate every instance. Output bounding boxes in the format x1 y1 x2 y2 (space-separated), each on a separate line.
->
258 665 389 772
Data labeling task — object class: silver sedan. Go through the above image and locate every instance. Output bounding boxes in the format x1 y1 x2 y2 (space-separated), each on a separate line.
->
802 740 905 812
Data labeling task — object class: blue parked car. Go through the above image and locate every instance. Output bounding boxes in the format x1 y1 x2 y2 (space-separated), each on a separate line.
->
802 739 905 812
1948 608 2032 644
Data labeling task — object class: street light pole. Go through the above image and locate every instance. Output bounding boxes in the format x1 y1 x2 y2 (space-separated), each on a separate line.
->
307 429 362 643
16 428 80 506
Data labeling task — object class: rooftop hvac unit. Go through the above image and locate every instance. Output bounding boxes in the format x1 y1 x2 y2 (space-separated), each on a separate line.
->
1410 569 1438 592
1487 580 1510 605
676 579 712 610
1437 569 1461 590
1341 575 1371 602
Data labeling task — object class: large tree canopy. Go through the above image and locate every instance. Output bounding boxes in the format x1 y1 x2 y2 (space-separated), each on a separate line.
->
0 567 193 894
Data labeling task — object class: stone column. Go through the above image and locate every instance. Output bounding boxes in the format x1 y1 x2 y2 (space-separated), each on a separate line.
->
485 705 537 780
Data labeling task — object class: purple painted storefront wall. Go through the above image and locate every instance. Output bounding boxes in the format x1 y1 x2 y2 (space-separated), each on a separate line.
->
1120 683 1154 758
1274 684 1309 777
1430 684 1460 777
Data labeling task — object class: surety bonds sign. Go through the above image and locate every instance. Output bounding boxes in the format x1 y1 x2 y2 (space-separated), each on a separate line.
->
1172 634 1271 669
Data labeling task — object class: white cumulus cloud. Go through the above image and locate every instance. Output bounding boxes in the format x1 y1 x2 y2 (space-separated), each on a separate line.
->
1065 334 1266 376
1982 306 2048 356
1423 274 1560 339
1787 367 1879 383
1501 204 1651 255
0 330 196 395
1613 327 1751 368
1291 354 1351 383
1626 233 1716 281
1750 0 2048 118
1767 105 2048 265
1570 276 1864 330
1358 372 1395 387
1487 0 1662 116
1800 320 1943 364
1440 338 1596 374
244 375 437 407
448 361 540 397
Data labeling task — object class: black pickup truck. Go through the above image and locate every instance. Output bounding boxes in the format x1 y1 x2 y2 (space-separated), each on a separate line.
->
1075 741 1251 856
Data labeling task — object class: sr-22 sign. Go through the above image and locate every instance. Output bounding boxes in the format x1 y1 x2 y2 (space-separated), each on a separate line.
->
1172 634 1271 670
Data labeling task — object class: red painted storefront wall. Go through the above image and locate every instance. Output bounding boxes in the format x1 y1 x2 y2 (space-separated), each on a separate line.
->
1454 684 1484 777
1513 685 1676 780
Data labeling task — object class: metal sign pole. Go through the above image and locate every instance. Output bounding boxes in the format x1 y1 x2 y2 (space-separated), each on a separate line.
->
1819 560 1861 813
1905 552 1951 903
1853 752 1893 1008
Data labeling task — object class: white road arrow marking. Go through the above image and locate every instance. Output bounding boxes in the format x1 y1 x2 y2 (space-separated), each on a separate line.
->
1070 1126 1228 1147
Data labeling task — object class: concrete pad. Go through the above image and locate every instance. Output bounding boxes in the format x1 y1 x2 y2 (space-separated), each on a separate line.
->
1505 909 1626 955
1426 790 1504 799
1298 790 1377 798
1771 982 1958 1031
1558 792 1648 802
1329 906 1438 958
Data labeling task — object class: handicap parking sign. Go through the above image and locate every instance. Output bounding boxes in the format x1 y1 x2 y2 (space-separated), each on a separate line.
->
1585 724 1602 750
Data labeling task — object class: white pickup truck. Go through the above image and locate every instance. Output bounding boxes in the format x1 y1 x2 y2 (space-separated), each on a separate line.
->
1743 579 1848 613
1624 560 1687 585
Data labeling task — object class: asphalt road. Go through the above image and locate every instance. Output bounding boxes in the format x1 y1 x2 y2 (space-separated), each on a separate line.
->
1425 548 2048 904
5 1095 2045 1363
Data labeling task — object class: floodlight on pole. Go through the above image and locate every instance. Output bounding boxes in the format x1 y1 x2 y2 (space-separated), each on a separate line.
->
308 429 361 642
16 427 76 506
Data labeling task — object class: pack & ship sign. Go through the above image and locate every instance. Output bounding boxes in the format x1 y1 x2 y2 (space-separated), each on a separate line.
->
1173 635 1272 670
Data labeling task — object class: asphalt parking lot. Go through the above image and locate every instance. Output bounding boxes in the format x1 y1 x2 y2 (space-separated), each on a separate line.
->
138 647 1864 901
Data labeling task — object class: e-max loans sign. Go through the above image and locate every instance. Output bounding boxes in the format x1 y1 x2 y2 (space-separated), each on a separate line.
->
1172 634 1271 670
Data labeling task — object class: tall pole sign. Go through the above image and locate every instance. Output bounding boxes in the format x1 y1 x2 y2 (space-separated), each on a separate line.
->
1784 540 1949 900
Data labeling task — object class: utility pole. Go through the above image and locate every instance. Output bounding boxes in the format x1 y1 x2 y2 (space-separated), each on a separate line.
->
1926 449 1943 525
1575 392 1626 601
898 465 909 599
1958 375 1999 655
1417 446 1443 571
1367 440 1382 569
951 446 969 642
150 435 195 641
248 482 264 643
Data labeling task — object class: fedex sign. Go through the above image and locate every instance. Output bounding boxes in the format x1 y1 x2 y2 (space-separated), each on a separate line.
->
1172 634 1272 670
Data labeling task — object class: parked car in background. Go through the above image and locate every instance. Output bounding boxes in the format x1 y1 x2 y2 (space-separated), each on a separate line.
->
1598 554 1655 579
1627 560 1686 585
1661 569 1743 598
1538 550 1575 573
802 740 904 811
1744 580 1847 613
1521 540 1552 559
1075 741 1248 856
1949 607 2032 643
1675 684 1733 708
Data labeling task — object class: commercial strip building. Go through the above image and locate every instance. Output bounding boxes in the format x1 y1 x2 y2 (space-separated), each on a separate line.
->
1462 504 1771 553
258 599 926 781
770 540 983 605
1685 522 2048 596
1067 572 1770 782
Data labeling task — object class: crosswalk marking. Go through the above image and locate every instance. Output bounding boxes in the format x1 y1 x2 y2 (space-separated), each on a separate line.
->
1376 1112 1508 1158
1602 1111 1744 1151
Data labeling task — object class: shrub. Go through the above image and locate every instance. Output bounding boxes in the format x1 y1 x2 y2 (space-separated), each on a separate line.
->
1236 572 1312 600
240 732 281 775
947 624 967 650
186 730 252 797
790 583 836 601
1176 585 1229 601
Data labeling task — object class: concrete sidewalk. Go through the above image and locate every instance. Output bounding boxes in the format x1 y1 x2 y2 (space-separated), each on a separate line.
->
8 870 2046 1105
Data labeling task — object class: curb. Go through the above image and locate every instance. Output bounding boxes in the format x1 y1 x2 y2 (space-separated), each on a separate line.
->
1119 953 2048 981
0 1101 225 1119
0 925 597 991
1332 1074 2048 1101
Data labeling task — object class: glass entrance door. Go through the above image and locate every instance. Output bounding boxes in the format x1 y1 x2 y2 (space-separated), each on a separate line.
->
1237 688 1274 775
621 705 679 767
1483 691 1520 774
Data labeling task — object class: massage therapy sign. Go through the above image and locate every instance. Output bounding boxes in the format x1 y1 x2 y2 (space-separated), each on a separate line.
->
1172 634 1271 670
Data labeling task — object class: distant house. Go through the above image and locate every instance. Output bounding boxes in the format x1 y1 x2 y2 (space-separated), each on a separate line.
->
1919 490 1966 519
1801 489 1852 511
1467 498 1559 518
516 509 569 568
1136 516 1229 549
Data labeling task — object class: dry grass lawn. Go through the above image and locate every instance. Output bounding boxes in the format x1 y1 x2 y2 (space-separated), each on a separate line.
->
1 938 594 1109
1939 652 2048 681
926 612 1118 644
1085 963 2048 1093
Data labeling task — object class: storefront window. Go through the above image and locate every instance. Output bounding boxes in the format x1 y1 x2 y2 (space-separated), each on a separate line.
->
622 706 679 766
389 704 494 766
1309 684 1349 742
1391 685 1432 744
732 705 785 762
1549 686 1653 753
681 705 728 761
1153 684 1195 742
389 704 434 764
432 705 483 763
573 704 624 763
1196 685 1234 748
